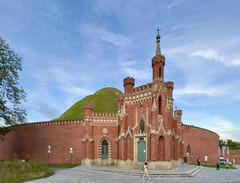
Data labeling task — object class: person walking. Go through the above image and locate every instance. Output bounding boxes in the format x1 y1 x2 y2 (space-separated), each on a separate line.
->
197 157 201 166
142 162 151 181
226 159 229 169
216 160 220 170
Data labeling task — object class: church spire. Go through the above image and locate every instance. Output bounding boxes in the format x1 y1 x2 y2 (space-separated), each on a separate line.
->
155 28 161 56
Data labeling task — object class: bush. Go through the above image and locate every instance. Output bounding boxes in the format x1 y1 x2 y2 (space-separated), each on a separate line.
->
0 160 54 183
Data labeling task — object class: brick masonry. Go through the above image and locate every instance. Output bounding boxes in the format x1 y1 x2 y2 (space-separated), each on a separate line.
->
229 150 240 164
0 34 220 169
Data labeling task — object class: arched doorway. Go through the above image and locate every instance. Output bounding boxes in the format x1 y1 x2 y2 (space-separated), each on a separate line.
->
185 144 191 163
139 120 144 134
158 136 165 160
171 137 175 160
138 138 146 162
102 139 108 160
187 144 191 155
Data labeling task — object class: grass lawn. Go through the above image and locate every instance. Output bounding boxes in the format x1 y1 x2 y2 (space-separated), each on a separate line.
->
0 160 54 183
205 164 237 169
58 87 122 120
47 163 80 169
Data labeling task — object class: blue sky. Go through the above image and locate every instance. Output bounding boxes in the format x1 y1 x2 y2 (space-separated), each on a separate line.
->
0 0 240 141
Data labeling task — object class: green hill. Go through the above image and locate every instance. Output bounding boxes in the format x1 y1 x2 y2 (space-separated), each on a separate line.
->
58 87 122 120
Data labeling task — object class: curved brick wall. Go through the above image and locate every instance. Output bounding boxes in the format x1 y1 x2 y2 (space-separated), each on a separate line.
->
0 121 219 166
0 122 84 163
229 150 240 164
182 125 219 164
0 121 118 164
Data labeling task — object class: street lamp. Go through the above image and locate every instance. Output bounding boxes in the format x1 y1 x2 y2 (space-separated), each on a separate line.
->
204 155 208 166
47 145 51 164
69 147 74 163
186 152 189 163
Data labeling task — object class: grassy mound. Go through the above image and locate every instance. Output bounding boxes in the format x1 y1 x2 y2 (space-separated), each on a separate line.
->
58 87 122 120
0 160 54 183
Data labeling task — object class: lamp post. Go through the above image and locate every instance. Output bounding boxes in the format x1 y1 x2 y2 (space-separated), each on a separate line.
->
47 145 51 164
69 147 74 164
204 155 208 166
186 152 189 163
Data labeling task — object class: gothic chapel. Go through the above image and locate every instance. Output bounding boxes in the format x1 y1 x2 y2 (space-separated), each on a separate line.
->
0 32 219 170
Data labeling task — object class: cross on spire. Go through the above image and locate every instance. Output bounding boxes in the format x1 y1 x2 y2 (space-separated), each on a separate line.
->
157 27 160 36
155 27 161 56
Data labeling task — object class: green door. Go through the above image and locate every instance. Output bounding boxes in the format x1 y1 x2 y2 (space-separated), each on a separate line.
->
138 138 146 162
102 140 108 160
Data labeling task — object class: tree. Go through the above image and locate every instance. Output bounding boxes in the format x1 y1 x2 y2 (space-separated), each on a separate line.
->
226 139 240 150
219 139 240 150
0 37 26 126
219 139 226 148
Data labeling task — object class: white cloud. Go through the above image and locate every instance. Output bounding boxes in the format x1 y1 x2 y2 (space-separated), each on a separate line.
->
123 67 151 80
174 85 225 97
232 59 240 66
79 23 131 47
184 113 240 141
190 48 240 66
166 0 186 10
118 60 137 67
206 117 240 141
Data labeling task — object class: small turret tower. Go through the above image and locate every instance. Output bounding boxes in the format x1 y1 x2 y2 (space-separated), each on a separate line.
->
152 29 165 81
123 77 135 94
84 103 93 118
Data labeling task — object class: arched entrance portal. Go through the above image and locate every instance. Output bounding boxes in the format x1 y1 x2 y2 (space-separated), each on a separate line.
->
138 138 146 162
158 136 165 160
102 140 108 160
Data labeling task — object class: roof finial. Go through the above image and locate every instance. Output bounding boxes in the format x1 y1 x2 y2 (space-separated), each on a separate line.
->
155 27 161 56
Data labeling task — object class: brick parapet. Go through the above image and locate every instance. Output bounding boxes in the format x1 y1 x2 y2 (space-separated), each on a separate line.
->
93 113 117 117
133 83 152 92
7 120 84 129
181 123 219 137
229 149 240 164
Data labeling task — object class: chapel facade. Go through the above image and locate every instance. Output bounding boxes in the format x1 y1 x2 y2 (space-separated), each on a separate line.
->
116 32 183 169
0 33 219 170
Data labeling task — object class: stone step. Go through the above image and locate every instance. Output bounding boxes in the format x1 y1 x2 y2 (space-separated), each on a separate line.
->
84 165 203 177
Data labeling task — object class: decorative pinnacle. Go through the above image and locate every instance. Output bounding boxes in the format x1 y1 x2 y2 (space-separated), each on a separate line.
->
155 27 161 56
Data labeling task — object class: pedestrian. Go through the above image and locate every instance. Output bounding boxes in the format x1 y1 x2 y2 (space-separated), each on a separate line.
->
226 159 229 169
216 160 220 170
142 162 151 181
197 157 201 166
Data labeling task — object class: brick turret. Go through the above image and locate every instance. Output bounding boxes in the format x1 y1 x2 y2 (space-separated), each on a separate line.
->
84 104 93 118
174 109 182 123
152 30 165 81
165 81 174 98
123 77 135 94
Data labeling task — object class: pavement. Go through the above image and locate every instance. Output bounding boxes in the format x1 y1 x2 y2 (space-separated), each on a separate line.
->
25 165 240 183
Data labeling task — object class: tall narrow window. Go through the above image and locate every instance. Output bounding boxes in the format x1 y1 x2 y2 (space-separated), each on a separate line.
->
187 145 191 155
140 120 144 133
158 96 162 114
159 66 162 78
102 140 108 160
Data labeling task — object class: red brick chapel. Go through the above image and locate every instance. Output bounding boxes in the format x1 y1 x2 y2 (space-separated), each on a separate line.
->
0 32 219 169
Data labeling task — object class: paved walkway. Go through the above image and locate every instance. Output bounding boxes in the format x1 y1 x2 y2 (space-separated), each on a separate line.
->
26 165 240 183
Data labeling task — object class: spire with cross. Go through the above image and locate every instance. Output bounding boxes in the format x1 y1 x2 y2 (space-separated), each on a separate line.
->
155 27 161 56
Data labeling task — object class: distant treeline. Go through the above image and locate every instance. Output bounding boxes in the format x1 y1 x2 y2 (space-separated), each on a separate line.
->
219 139 240 150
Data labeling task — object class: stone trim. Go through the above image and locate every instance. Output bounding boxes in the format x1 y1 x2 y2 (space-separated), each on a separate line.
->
8 120 84 129
93 113 117 117
98 136 112 160
133 83 152 92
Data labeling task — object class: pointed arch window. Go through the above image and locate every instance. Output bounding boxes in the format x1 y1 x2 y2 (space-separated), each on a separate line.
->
158 96 162 115
102 139 108 160
187 144 191 155
139 120 144 133
159 66 162 78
